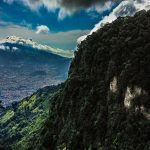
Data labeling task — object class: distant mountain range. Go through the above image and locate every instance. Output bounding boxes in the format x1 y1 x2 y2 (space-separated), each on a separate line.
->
0 36 73 106
0 36 73 58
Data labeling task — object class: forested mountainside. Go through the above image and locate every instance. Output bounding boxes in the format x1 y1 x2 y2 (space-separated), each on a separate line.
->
0 84 63 150
29 10 150 150
1 10 150 150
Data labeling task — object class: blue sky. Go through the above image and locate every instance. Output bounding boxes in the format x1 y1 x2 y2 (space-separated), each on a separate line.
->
0 1 99 32
0 0 117 49
1 0 147 50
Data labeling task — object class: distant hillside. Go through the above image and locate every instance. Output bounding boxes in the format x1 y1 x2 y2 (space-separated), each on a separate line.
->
0 36 71 106
0 84 63 150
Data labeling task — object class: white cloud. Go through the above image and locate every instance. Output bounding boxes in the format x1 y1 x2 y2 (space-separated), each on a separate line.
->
58 8 74 20
0 45 6 50
2 0 115 19
0 36 73 57
36 25 50 34
77 0 150 43
87 1 113 14
0 22 89 50
0 44 18 52
23 0 58 11
12 46 18 51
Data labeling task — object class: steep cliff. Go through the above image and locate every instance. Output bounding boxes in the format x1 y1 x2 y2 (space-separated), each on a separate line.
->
1 10 150 150
30 10 150 150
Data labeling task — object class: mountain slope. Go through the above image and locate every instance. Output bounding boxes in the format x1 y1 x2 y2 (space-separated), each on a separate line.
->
29 10 150 150
0 84 63 150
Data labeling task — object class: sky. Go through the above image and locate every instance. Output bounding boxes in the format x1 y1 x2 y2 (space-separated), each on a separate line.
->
0 0 150 50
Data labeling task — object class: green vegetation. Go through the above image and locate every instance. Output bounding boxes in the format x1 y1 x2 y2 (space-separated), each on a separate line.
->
29 10 150 150
1 10 150 150
0 110 14 124
0 84 63 150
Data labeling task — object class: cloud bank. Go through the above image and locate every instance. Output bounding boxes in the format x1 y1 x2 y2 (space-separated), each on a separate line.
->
3 0 150 48
0 36 73 58
78 0 150 43
0 22 89 50
21 0 117 10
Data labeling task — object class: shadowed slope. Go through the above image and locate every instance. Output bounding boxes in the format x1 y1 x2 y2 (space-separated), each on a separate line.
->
31 10 150 150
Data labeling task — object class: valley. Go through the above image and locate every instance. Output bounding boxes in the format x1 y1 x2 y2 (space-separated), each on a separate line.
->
0 36 72 106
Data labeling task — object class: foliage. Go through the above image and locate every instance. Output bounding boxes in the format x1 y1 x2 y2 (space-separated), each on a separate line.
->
29 10 150 150
0 84 63 150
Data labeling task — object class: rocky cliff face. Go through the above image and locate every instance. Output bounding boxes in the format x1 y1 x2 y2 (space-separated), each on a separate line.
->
30 10 150 150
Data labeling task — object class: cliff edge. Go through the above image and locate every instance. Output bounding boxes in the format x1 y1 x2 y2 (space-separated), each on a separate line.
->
31 10 150 150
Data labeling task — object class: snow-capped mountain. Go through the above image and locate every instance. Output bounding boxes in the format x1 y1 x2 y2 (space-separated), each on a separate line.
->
0 36 73 58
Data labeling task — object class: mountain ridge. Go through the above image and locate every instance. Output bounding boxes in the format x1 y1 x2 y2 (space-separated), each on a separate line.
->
0 36 73 58
29 10 150 150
